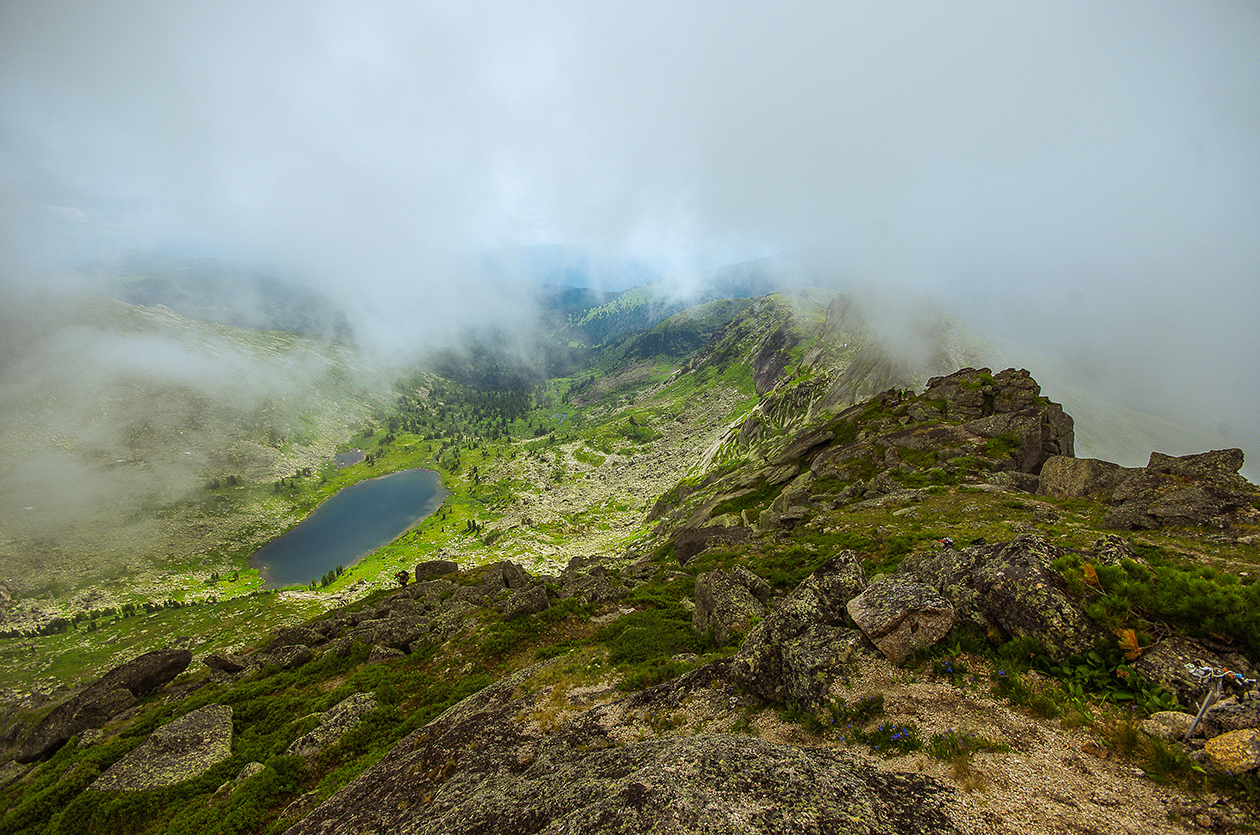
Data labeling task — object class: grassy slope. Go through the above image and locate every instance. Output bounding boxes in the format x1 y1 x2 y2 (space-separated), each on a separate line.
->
3 389 1258 832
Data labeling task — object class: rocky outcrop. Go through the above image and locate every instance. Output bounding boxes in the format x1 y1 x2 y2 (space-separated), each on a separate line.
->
267 626 326 651
288 693 378 758
673 524 752 565
692 566 770 646
254 644 315 670
730 551 873 709
919 368 1073 474
347 616 432 651
558 556 627 605
203 652 248 674
502 584 549 622
284 661 960 835
17 647 192 762
415 559 459 582
1039 456 1132 498
228 556 633 669
90 704 233 790
1036 449 1260 532
897 536 1105 660
658 367 1077 537
1102 449 1260 530
847 578 956 665
477 560 534 592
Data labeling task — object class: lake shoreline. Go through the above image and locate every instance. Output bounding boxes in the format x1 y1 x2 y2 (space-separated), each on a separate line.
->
250 468 447 589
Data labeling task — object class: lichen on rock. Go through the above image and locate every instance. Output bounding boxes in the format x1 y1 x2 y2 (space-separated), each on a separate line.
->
90 704 233 791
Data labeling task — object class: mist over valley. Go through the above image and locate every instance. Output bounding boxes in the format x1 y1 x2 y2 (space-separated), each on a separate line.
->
1 3 1259 832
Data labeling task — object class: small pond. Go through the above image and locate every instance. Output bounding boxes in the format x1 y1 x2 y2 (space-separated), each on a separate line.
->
332 449 366 467
250 468 447 589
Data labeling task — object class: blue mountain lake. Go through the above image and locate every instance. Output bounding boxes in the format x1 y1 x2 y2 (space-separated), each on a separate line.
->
250 468 447 589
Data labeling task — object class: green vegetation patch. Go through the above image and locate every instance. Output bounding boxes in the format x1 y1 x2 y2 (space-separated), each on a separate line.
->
709 480 785 520
982 431 1024 460
1056 552 1260 657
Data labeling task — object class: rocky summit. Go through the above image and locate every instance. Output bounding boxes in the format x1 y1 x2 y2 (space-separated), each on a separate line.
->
1 340 1259 834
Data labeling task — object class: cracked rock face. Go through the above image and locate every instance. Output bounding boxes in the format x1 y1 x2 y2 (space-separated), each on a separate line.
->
897 536 1106 661
692 566 768 647
1101 449 1260 531
729 551 873 709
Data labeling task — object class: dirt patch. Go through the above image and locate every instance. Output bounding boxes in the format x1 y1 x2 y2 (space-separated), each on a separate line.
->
734 656 1204 835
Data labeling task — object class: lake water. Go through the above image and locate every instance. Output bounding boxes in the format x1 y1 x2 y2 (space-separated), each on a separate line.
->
250 468 447 589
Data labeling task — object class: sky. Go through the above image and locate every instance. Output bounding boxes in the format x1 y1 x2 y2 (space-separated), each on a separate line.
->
1 1 1259 462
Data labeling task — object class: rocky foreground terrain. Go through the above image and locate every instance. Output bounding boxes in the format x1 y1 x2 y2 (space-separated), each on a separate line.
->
1 366 1258 834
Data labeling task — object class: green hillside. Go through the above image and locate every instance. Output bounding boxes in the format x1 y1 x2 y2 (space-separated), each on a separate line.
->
1 284 1258 833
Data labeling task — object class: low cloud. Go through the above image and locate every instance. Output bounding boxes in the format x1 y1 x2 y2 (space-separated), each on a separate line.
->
0 0 1256 471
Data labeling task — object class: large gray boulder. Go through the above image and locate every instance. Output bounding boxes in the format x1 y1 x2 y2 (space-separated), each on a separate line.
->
730 551 873 709
415 559 459 582
347 616 432 651
502 584 550 622
1202 699 1260 739
404 578 455 605
673 524 752 566
267 626 326 650
90 704 233 791
847 578 956 665
17 648 192 762
1102 449 1260 530
203 652 249 674
254 644 315 670
692 566 769 646
1039 456 1132 498
478 560 534 591
559 557 626 605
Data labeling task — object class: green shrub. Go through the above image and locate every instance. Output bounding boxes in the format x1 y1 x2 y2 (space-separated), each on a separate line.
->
983 431 1024 460
596 609 703 665
1081 559 1260 657
617 657 698 692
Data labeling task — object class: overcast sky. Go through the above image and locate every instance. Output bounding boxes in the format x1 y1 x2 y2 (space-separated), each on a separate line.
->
2 1 1259 459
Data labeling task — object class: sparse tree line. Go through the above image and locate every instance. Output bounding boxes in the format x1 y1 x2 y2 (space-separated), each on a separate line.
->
274 467 316 491
0 589 279 639
309 565 345 589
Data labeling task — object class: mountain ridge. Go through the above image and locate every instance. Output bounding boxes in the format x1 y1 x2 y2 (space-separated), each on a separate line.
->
1 274 1259 832
2 358 1257 832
